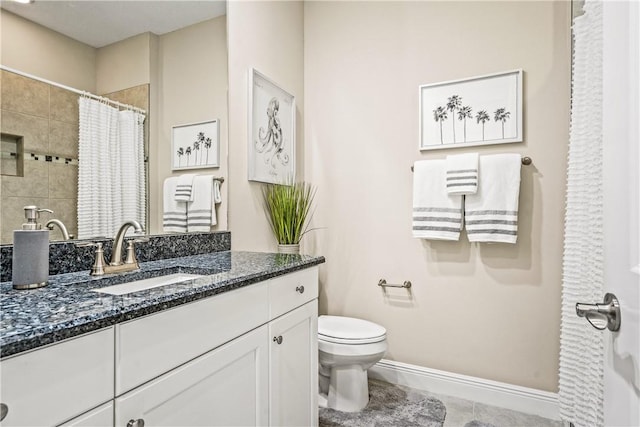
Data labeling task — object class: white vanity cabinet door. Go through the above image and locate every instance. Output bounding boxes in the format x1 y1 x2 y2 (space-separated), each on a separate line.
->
115 325 269 427
116 281 269 395
269 300 318 427
0 328 114 427
58 402 113 427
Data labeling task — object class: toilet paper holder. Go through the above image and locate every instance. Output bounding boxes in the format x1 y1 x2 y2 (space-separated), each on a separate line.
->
378 279 412 289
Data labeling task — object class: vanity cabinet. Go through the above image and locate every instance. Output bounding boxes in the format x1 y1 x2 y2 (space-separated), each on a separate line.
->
115 326 269 426
115 266 319 427
0 266 319 427
60 402 114 427
269 301 318 426
0 328 114 427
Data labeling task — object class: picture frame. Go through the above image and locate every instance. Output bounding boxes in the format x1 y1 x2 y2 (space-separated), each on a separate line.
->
419 69 523 151
248 68 296 184
171 120 219 170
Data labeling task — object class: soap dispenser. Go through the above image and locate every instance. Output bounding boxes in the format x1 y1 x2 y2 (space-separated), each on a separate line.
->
12 206 53 290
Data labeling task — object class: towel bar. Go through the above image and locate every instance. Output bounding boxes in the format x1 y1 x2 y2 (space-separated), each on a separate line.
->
378 279 412 289
410 156 532 171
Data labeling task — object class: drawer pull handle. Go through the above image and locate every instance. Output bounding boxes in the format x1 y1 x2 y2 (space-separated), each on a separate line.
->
1 403 8 422
296 285 305 294
273 335 283 344
127 419 145 427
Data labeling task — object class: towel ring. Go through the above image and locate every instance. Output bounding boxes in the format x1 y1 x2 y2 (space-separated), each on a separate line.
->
410 156 532 172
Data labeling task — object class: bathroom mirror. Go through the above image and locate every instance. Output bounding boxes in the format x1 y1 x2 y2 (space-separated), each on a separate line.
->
0 1 228 243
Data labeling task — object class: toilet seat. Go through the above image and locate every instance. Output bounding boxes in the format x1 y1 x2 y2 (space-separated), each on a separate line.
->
318 315 386 344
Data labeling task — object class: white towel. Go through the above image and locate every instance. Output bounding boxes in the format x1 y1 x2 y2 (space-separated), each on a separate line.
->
464 154 521 244
174 174 196 202
163 177 187 232
412 160 463 241
446 153 479 195
187 175 222 231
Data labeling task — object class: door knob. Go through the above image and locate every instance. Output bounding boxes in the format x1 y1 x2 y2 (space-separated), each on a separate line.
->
127 419 145 427
576 293 621 331
1 403 8 422
296 285 305 294
273 335 283 344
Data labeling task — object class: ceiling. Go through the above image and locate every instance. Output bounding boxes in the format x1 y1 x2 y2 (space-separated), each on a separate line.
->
1 0 227 48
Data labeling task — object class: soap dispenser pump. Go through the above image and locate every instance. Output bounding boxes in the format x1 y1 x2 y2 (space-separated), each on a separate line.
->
12 206 53 290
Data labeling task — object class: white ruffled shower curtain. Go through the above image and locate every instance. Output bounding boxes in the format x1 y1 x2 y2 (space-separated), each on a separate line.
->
559 0 604 426
77 97 146 239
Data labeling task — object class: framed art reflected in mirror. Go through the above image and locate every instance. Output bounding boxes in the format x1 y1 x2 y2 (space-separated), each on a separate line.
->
172 120 220 171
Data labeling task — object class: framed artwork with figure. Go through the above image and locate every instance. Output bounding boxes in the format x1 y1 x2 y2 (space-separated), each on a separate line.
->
248 68 296 184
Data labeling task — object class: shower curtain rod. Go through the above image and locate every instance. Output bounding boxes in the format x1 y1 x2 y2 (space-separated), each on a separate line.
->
0 65 147 115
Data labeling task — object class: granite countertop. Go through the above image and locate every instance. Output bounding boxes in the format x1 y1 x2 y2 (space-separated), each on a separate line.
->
0 251 325 359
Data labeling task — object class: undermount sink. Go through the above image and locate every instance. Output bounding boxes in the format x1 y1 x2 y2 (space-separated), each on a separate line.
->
91 273 203 296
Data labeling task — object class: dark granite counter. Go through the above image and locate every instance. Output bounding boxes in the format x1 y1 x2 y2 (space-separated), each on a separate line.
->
0 251 325 359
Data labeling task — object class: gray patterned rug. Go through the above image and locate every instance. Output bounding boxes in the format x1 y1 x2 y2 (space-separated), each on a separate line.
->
319 379 446 427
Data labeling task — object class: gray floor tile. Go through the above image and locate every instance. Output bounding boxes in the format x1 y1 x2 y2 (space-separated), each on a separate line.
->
473 402 563 427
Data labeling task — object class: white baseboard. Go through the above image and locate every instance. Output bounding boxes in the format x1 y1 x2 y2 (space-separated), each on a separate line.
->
369 359 560 421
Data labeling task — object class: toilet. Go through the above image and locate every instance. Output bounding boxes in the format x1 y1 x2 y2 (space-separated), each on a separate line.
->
317 315 387 412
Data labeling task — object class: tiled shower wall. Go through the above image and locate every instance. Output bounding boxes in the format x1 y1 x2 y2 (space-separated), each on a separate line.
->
1 70 79 243
0 70 150 243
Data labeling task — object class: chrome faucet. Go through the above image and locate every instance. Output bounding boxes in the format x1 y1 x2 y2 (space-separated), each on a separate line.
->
110 220 144 266
75 220 148 276
45 219 73 240
103 220 148 274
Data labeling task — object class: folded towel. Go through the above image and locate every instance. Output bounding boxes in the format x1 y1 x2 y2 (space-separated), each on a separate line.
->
412 160 463 241
174 173 197 202
163 177 187 232
187 175 221 231
446 153 479 195
465 154 521 243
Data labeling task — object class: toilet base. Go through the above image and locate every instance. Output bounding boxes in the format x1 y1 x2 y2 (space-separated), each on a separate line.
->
322 364 370 412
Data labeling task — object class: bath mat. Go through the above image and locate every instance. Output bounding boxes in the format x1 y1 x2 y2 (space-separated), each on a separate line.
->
319 379 446 427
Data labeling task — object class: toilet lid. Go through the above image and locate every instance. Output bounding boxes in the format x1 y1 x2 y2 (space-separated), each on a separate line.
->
318 315 386 343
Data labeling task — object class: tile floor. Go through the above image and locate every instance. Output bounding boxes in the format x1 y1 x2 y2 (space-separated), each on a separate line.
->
424 388 563 427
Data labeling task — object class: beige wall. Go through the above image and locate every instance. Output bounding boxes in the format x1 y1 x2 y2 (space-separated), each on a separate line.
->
96 33 152 95
151 16 228 233
303 1 571 392
227 0 304 251
0 10 96 92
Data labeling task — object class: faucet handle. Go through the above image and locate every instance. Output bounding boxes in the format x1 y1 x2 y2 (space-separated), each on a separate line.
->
124 238 148 266
75 241 106 276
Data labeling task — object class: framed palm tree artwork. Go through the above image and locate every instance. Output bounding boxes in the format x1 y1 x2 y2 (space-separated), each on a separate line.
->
248 68 296 184
419 69 523 151
171 120 219 170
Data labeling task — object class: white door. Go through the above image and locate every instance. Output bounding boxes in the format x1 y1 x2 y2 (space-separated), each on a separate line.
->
602 0 640 425
269 301 318 427
115 325 269 427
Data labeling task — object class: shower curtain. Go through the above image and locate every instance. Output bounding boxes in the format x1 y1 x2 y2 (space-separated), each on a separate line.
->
77 97 146 239
559 0 604 426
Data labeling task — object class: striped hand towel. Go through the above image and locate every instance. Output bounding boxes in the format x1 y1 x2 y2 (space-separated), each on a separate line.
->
446 153 478 195
163 177 187 232
187 175 217 232
465 154 521 244
412 160 463 241
174 174 196 202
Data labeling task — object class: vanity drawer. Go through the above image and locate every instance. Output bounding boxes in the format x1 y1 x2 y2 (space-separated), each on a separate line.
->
269 267 318 319
0 328 114 427
115 281 269 395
